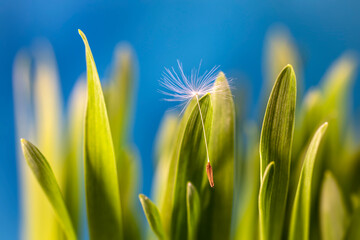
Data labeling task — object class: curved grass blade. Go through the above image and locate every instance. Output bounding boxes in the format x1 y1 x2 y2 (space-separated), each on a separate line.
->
79 30 123 239
259 161 275 240
139 194 165 240
186 182 200 240
199 72 235 240
289 122 328 240
259 65 296 240
20 139 76 240
320 171 350 240
63 78 87 235
171 94 212 240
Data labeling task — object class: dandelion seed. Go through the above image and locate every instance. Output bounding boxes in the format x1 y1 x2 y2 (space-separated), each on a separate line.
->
159 60 220 188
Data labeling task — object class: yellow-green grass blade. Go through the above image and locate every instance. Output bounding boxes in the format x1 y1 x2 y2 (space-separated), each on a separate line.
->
104 44 141 240
186 182 201 240
320 171 350 240
259 161 275 240
346 195 360 240
159 99 197 236
79 30 123 239
152 113 179 206
170 94 212 240
62 78 87 235
198 72 235 240
21 139 76 240
262 25 301 106
289 122 328 240
259 65 296 240
233 123 260 240
139 194 165 240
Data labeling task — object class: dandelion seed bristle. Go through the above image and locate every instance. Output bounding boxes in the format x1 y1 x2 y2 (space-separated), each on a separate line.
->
160 60 222 188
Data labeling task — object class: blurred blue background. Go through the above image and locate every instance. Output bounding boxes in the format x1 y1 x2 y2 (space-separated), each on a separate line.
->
1 1 360 238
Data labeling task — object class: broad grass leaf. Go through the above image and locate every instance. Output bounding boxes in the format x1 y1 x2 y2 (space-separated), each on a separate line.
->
170 94 212 240
198 72 235 240
104 44 141 240
79 30 123 239
152 113 179 205
259 161 275 240
159 99 197 236
63 78 87 235
34 42 64 238
320 171 350 240
139 194 165 240
259 65 296 240
186 182 201 240
233 123 260 240
21 139 76 240
346 195 360 240
289 122 328 240
264 25 300 87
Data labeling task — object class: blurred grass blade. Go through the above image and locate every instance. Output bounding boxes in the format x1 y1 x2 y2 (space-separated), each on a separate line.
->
289 122 328 240
320 171 350 240
33 41 64 239
171 94 212 240
346 195 360 240
21 139 76 240
199 72 235 240
106 44 137 147
186 182 200 240
259 161 275 240
79 30 123 239
62 78 87 235
139 194 165 240
233 123 260 240
263 25 301 102
259 65 296 240
152 113 179 205
104 44 141 240
159 99 196 236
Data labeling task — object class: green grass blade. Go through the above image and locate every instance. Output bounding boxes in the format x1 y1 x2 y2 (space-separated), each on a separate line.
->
171 94 212 240
259 65 296 240
63 78 87 235
20 139 76 240
199 72 235 240
186 182 201 240
259 161 275 240
233 123 260 240
320 171 350 240
79 29 123 239
346 195 360 240
139 194 165 240
159 99 196 236
289 122 328 240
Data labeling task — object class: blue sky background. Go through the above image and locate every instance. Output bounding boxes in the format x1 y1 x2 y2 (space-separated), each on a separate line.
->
1 1 360 239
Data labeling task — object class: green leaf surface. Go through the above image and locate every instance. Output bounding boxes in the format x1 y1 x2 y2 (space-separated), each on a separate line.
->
139 194 165 240
320 171 349 240
199 72 235 240
79 29 123 239
289 122 328 240
233 123 260 240
186 182 201 240
159 99 197 236
63 78 86 235
170 94 212 240
259 161 275 240
259 65 296 240
21 139 76 240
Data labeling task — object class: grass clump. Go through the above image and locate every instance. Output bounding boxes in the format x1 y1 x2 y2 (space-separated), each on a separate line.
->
13 27 360 240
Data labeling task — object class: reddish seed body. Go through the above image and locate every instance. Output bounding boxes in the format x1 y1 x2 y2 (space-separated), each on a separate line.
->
206 162 214 188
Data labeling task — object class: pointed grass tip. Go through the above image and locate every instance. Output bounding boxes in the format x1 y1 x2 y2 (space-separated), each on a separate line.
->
206 162 214 188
